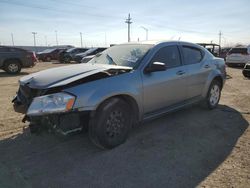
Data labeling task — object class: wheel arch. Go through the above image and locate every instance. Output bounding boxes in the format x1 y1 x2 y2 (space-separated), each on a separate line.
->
3 58 23 66
90 94 140 125
202 73 224 98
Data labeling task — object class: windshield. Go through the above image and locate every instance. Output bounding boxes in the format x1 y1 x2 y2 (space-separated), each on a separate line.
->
88 44 152 68
42 48 55 53
66 48 76 53
84 48 97 54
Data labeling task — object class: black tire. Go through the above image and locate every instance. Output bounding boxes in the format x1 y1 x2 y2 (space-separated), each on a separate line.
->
243 71 250 78
46 56 52 62
64 56 71 63
4 59 21 74
89 98 132 149
206 80 221 109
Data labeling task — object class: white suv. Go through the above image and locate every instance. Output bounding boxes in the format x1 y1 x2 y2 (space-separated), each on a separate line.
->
226 46 250 66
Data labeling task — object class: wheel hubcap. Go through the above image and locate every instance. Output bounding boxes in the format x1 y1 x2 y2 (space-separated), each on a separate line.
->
8 64 18 72
210 85 220 106
106 110 125 138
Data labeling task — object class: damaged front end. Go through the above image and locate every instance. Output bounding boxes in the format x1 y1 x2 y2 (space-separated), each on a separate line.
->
12 65 132 135
12 84 90 135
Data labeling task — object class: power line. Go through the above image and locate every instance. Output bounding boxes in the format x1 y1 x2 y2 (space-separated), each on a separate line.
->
0 0 121 20
125 13 132 42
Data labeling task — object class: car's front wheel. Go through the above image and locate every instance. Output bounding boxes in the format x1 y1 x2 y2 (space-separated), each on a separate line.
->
206 80 221 109
4 60 21 74
89 98 132 149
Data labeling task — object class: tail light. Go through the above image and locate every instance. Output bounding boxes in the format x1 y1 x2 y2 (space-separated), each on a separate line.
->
31 52 37 62
26 52 37 64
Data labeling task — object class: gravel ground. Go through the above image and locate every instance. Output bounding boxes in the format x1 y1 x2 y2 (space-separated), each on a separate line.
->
0 62 249 188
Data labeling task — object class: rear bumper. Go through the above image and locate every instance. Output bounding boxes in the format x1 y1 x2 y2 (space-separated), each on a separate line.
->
22 60 37 68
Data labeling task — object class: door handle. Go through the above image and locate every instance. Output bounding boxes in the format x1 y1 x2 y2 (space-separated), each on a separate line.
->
176 70 185 75
204 64 210 68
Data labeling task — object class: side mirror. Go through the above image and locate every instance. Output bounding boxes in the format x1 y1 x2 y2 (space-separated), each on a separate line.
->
144 62 166 73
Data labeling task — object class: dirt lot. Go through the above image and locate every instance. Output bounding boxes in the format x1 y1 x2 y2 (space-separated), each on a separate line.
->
0 62 249 188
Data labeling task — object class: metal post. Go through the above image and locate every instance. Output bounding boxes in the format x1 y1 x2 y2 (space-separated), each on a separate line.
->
55 30 58 46
80 32 83 47
141 26 148 40
125 13 132 42
32 32 37 47
11 33 14 46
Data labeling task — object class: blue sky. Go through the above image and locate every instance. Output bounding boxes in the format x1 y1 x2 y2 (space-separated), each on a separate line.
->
0 0 249 47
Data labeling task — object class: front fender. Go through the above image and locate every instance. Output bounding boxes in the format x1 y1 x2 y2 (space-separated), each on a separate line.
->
64 71 143 116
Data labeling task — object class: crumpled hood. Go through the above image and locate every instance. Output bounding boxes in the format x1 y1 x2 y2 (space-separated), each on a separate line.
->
19 63 132 89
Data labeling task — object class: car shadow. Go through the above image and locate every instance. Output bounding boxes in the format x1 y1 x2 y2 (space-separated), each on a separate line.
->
0 105 248 188
0 71 29 77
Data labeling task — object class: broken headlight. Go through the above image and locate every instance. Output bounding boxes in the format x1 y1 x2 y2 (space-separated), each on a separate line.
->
27 92 75 116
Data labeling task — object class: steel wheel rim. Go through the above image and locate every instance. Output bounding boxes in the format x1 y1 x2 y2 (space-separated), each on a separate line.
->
8 63 18 72
106 110 125 138
210 85 220 106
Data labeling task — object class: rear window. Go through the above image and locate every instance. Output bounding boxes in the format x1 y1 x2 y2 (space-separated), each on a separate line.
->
182 46 203 65
228 48 248 55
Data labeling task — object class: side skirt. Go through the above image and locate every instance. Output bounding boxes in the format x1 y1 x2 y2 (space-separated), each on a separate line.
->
143 96 203 122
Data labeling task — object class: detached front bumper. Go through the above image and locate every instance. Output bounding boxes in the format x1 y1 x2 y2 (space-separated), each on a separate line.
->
12 95 29 114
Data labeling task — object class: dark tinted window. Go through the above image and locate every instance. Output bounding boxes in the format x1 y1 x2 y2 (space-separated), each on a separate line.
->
0 47 9 52
150 46 181 68
229 48 248 55
183 46 203 64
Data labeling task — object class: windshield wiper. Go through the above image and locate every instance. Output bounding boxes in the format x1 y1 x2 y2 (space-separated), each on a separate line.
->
106 54 117 65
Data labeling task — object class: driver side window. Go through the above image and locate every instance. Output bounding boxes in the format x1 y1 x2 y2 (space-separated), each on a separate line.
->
150 45 181 68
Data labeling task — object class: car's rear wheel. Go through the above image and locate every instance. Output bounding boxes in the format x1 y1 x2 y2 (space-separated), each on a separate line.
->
4 60 21 74
243 70 250 78
89 98 132 149
64 56 71 63
46 56 52 62
206 80 221 109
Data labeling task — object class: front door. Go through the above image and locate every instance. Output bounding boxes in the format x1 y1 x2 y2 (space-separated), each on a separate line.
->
142 45 188 114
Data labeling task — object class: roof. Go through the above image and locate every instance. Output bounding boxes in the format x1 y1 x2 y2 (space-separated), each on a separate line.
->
119 40 197 46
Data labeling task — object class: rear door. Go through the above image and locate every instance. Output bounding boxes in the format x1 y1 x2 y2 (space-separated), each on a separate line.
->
180 45 210 99
142 45 188 114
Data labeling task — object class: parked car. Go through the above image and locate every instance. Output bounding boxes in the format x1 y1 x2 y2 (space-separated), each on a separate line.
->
242 62 250 78
36 48 67 62
226 46 250 66
13 41 226 149
197 43 221 57
0 46 36 74
60 48 89 63
220 47 231 60
74 47 107 63
81 54 96 63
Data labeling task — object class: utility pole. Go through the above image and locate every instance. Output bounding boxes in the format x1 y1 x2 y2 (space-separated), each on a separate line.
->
219 31 222 46
32 32 37 47
11 33 14 46
141 26 148 40
125 13 132 42
105 32 107 47
80 32 83 47
55 30 58 46
45 35 47 46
